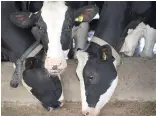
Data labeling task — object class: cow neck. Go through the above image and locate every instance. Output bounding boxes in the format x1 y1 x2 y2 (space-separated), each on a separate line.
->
89 36 120 63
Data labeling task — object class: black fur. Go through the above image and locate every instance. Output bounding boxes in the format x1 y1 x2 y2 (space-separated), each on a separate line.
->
23 57 62 110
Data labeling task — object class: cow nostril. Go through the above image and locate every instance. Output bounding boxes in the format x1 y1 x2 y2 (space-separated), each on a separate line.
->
86 112 89 115
52 65 58 70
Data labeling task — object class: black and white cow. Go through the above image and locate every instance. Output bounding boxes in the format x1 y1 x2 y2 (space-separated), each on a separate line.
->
11 1 99 74
2 1 99 72
76 1 156 116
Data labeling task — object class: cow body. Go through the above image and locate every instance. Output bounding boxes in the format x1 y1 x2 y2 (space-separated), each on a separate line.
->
76 2 156 116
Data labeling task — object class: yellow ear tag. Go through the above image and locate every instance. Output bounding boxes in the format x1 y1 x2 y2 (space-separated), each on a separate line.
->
75 15 83 22
102 52 107 60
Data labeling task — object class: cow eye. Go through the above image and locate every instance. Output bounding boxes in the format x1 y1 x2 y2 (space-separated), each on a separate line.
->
88 76 94 80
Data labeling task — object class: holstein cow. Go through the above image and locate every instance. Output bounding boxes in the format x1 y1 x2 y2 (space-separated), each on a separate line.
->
11 1 99 74
2 1 99 87
76 1 156 116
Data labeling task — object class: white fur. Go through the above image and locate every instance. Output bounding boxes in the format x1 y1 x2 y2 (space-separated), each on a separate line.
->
141 25 156 57
63 49 70 60
95 76 118 110
57 75 64 102
93 13 99 19
120 22 146 56
120 22 156 57
76 50 89 112
41 1 67 61
13 63 16 69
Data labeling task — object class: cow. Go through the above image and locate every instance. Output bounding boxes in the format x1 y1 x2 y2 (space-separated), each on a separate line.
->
10 1 99 74
76 1 156 116
21 54 64 111
1 1 99 88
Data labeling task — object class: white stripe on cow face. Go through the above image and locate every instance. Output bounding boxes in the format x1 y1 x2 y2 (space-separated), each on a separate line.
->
41 2 67 58
95 76 118 110
41 2 68 73
76 50 89 112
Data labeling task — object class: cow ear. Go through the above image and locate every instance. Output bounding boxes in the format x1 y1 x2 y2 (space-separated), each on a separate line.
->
98 45 114 61
10 12 36 28
74 5 99 22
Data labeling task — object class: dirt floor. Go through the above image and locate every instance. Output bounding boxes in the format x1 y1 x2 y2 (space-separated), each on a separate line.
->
2 101 156 116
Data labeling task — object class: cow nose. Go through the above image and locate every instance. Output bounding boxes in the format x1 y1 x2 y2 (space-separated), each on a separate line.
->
83 111 90 116
52 65 58 70
84 112 89 116
82 107 100 116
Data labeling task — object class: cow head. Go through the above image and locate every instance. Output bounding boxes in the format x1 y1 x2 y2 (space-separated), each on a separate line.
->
76 44 118 116
11 1 99 75
22 57 64 111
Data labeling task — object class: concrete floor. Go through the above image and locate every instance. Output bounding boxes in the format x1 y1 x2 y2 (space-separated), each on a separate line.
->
1 57 156 116
2 101 156 116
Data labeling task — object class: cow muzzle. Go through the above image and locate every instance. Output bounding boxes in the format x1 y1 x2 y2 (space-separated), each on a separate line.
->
82 107 100 116
44 57 67 75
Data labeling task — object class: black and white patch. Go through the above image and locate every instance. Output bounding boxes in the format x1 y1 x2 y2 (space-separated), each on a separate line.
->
22 57 63 111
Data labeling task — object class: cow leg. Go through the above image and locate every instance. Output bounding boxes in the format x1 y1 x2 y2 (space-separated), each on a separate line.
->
10 41 43 88
10 59 24 88
141 25 156 57
120 22 146 56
